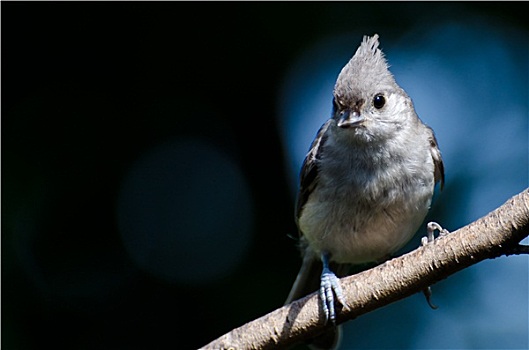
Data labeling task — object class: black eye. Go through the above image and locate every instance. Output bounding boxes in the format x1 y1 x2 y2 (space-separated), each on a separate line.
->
373 94 385 109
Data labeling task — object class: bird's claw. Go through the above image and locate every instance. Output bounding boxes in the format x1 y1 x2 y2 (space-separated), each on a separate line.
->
320 269 348 324
420 222 449 309
421 221 450 246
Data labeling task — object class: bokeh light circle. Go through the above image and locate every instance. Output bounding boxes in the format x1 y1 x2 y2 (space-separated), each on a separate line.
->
117 137 254 285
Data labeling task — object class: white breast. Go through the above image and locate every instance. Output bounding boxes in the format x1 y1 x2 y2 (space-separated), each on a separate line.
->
299 124 435 264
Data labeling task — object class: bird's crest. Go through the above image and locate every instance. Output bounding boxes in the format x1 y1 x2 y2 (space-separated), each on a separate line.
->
334 34 395 95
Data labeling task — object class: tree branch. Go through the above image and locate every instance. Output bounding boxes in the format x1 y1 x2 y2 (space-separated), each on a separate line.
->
203 189 529 350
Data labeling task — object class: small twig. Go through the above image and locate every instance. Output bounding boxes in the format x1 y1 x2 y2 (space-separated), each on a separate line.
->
503 244 529 256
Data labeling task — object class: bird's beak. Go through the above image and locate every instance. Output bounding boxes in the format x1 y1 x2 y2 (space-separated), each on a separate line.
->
337 110 365 128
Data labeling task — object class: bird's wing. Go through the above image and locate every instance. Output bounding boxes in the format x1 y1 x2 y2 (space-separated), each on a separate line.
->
426 126 445 190
295 119 333 223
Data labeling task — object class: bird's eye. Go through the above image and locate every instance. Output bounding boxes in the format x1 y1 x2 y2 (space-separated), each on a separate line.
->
373 94 385 109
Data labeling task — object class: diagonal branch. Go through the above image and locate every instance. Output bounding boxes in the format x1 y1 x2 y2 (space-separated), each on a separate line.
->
203 189 529 350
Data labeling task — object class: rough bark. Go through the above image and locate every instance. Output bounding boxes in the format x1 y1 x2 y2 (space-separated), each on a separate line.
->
203 189 529 350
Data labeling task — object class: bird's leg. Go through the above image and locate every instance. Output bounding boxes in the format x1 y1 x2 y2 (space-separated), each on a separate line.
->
421 221 450 309
319 252 348 323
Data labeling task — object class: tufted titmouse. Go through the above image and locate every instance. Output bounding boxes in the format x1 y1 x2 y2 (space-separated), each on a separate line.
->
286 34 444 349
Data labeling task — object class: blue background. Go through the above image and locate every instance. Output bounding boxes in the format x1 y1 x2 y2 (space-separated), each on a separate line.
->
3 3 528 349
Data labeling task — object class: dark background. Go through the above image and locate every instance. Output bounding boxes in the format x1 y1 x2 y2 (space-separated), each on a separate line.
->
3 3 528 350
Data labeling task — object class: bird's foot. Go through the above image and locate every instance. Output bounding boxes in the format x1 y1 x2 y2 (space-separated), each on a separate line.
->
421 221 450 246
320 267 348 324
420 222 449 309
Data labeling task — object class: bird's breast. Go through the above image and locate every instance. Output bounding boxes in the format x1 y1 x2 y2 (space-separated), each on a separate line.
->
299 144 435 264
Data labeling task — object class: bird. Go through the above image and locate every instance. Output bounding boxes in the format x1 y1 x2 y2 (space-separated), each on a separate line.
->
285 34 444 349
